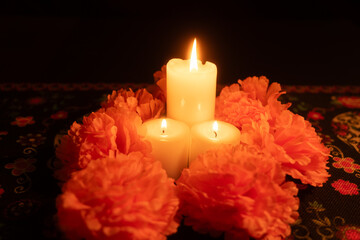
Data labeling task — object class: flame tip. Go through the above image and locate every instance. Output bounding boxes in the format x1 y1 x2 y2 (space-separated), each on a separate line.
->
213 121 218 131
190 39 198 71
161 119 167 128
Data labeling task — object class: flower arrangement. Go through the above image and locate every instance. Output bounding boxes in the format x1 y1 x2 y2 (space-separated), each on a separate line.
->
54 66 330 240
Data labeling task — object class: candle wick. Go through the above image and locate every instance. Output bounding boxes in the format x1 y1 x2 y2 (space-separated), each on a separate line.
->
213 131 217 138
162 129 165 135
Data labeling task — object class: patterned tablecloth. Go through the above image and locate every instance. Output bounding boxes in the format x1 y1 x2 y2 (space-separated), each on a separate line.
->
1 83 360 240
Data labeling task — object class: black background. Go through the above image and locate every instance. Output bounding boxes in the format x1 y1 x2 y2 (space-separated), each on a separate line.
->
1 1 359 86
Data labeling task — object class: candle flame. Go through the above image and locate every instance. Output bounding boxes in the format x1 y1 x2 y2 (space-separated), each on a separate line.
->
212 121 218 138
161 119 167 134
190 38 198 71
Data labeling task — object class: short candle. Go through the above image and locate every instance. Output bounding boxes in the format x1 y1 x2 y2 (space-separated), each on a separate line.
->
143 118 190 179
189 120 241 164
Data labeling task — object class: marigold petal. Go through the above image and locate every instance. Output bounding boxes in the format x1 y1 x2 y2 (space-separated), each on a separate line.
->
176 143 298 240
57 152 179 240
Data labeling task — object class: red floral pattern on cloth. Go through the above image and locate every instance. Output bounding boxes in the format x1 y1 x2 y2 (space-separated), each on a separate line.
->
51 110 68 120
11 116 35 127
0 131 8 136
26 96 46 105
5 158 37 176
16 133 46 147
307 110 325 120
331 111 360 153
0 131 8 140
337 96 360 108
336 225 360 240
332 122 350 137
0 185 4 197
331 179 359 196
333 157 360 174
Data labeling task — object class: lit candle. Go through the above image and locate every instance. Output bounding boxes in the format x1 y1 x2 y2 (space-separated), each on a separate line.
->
189 120 241 164
143 118 190 179
166 39 217 126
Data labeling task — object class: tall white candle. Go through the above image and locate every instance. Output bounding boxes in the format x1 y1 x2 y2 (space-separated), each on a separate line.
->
143 118 190 179
190 120 241 164
166 39 217 126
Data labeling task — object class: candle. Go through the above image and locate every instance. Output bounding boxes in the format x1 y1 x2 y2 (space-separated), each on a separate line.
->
189 120 241 164
143 118 190 179
166 39 217 126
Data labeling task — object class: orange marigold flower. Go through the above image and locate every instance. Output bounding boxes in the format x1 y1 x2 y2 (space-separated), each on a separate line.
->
54 107 151 182
56 151 179 240
102 88 165 122
176 143 299 240
153 65 166 83
238 76 282 106
215 83 268 129
271 110 331 186
242 111 331 187
215 76 290 130
216 77 330 187
153 65 166 100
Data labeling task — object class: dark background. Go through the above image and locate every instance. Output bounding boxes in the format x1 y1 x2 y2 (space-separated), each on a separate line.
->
1 1 359 86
